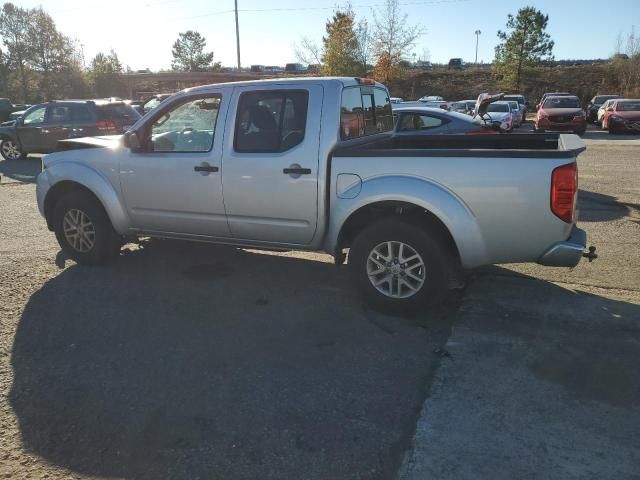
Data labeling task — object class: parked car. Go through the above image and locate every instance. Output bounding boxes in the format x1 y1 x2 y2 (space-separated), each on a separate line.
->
415 61 433 70
0 99 141 160
250 65 265 73
419 95 444 102
448 58 464 69
483 101 516 132
462 100 477 115
134 94 173 115
503 94 528 117
534 95 587 135
506 100 523 127
393 107 497 135
537 92 572 110
586 95 619 123
449 102 469 114
601 99 640 134
35 77 590 313
0 98 30 123
284 63 306 73
597 98 619 124
264 66 284 73
389 97 404 104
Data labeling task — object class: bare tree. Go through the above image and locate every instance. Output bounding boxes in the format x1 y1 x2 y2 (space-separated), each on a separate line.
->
371 0 423 82
294 36 322 66
354 18 372 74
612 27 640 96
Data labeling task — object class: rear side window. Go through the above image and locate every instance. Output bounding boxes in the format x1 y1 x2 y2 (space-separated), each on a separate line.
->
340 86 393 140
71 105 92 122
234 90 308 153
97 103 140 122
398 113 447 131
47 105 72 123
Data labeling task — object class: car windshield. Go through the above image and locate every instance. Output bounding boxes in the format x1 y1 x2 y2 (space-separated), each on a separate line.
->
543 97 580 108
486 103 509 112
595 95 617 103
617 101 640 111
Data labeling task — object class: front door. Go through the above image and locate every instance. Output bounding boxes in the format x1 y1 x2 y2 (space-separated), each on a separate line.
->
221 84 322 245
120 91 230 237
16 105 47 152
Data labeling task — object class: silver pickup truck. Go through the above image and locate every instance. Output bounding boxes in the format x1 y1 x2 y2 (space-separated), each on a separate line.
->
36 77 591 313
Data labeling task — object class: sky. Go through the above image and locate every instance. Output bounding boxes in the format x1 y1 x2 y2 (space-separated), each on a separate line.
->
10 0 640 70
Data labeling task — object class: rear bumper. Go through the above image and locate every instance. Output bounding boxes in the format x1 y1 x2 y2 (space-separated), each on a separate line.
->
536 118 586 132
538 225 587 267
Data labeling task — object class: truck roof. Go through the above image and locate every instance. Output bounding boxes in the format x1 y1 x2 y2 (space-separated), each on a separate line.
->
186 76 386 93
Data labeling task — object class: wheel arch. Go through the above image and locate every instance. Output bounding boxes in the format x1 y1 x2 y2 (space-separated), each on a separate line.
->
43 164 130 234
329 176 489 269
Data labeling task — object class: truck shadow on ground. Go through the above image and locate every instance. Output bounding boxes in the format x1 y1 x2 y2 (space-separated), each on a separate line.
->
0 156 41 184
578 189 639 222
9 240 460 480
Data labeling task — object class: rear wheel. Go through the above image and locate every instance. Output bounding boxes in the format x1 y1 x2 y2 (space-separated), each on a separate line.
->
349 218 449 314
0 139 26 160
53 190 122 265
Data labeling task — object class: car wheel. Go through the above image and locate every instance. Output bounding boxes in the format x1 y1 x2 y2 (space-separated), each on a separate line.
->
349 218 449 314
53 190 122 265
0 139 26 160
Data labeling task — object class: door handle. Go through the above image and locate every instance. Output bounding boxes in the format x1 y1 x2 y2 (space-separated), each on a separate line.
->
283 167 311 175
194 164 219 173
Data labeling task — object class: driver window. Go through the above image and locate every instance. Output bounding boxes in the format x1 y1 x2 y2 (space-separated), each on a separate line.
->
150 95 221 153
23 106 46 125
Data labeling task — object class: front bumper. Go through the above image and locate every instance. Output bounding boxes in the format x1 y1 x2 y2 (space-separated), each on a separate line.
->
538 225 588 267
35 170 50 220
536 118 586 132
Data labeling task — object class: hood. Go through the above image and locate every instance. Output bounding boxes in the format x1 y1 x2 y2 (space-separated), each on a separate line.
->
475 93 504 117
612 111 640 120
540 107 583 116
56 135 123 151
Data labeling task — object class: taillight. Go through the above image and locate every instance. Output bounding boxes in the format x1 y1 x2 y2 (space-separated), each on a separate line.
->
551 162 578 223
96 120 117 132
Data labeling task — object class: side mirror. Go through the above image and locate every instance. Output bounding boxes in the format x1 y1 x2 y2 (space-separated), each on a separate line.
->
124 130 142 151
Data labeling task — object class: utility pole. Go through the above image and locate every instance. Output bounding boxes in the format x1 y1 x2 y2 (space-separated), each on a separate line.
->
474 30 481 64
234 0 241 71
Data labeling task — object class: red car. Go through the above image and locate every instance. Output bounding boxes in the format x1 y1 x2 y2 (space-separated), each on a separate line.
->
602 99 640 134
534 95 587 135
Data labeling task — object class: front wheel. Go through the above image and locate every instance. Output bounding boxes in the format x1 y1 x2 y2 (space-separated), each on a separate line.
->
349 218 449 314
53 190 122 265
0 139 26 160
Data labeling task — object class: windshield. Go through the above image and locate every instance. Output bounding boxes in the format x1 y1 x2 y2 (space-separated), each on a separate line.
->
617 101 640 111
486 103 509 112
543 97 581 109
594 95 618 104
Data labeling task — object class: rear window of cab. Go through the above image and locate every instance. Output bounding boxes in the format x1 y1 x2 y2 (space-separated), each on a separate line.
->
340 86 394 140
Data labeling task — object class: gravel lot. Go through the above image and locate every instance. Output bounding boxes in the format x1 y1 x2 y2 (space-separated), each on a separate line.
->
1 131 639 479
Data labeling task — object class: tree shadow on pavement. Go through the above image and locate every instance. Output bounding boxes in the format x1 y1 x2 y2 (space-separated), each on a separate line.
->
0 157 41 184
9 240 460 480
578 189 639 222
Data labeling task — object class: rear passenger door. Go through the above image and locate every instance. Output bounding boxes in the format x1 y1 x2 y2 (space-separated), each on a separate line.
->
221 84 322 245
43 104 74 151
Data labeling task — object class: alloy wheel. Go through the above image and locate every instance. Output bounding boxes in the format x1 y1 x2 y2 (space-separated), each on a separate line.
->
366 241 426 298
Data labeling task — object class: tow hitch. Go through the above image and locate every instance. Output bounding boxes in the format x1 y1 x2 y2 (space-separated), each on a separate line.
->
582 246 598 262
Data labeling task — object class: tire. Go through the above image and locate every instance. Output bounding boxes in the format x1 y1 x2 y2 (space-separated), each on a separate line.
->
0 138 26 160
348 218 449 314
53 190 122 265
